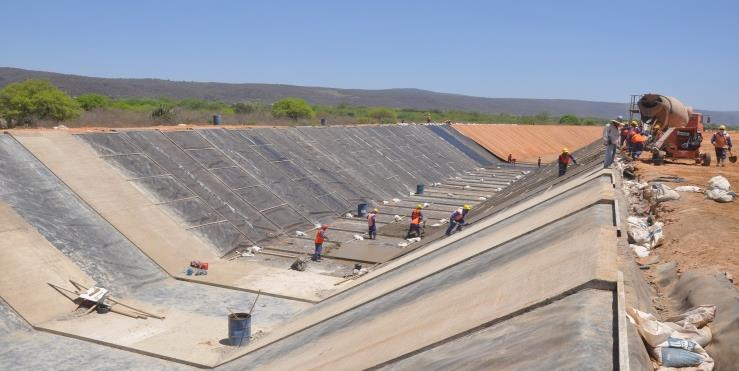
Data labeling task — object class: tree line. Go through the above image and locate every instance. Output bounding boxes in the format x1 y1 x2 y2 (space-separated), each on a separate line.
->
1 79 610 128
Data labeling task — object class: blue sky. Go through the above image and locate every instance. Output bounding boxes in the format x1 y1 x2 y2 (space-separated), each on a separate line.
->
1 0 737 110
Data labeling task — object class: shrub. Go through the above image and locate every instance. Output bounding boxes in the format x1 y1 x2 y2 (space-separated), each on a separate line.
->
271 97 315 120
368 107 398 124
0 79 80 126
558 114 580 124
76 93 111 111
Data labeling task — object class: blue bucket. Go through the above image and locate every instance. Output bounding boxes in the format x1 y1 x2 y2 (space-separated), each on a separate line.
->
357 203 368 217
416 184 425 195
228 313 251 346
213 115 222 125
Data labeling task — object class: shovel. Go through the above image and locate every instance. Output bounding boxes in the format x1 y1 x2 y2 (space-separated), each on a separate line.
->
729 150 737 163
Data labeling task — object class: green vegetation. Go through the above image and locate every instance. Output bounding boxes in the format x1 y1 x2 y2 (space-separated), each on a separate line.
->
315 104 604 126
0 80 609 128
271 97 315 120
0 79 81 127
106 97 234 114
75 93 111 111
232 101 268 114
368 107 397 124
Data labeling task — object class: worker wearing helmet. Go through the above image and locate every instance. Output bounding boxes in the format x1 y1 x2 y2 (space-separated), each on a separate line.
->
445 204 472 236
367 208 378 240
651 123 662 141
406 205 424 239
630 130 647 160
711 125 733 167
603 119 621 168
312 224 329 262
558 148 577 177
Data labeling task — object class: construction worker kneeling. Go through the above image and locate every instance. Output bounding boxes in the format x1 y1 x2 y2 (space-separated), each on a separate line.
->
445 205 471 236
558 148 578 177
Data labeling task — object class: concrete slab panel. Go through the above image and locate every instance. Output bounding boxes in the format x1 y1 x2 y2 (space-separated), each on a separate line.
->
79 132 140 156
131 175 194 203
221 177 616 361
190 221 251 255
262 204 312 231
233 185 285 211
186 148 235 169
223 207 616 369
0 203 96 325
160 197 224 228
379 289 614 370
210 166 260 190
105 154 167 179
162 130 212 149
0 134 165 292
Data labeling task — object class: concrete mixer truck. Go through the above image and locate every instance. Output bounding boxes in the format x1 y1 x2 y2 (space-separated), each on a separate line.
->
633 94 711 166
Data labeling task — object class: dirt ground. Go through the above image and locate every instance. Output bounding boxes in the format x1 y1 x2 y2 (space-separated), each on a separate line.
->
632 133 738 289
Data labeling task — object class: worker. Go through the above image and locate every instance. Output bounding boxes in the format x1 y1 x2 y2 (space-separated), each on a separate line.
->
603 119 622 168
312 224 329 262
620 123 632 148
507 153 513 163
537 156 542 167
367 208 378 240
558 148 577 176
650 123 663 143
446 207 464 236
630 131 647 160
406 205 424 239
623 122 641 158
445 204 472 236
711 125 733 167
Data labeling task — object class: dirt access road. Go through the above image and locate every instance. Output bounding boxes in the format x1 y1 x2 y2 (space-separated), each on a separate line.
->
632 132 739 288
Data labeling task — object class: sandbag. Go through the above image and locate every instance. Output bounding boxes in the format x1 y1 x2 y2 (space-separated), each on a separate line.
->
705 188 736 203
651 182 681 202
675 185 703 193
707 176 731 191
705 176 736 203
631 244 650 258
627 217 663 249
627 307 716 370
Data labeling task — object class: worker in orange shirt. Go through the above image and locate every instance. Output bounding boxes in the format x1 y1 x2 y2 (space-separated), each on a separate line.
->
711 125 733 167
558 148 577 176
312 224 329 262
405 205 424 239
630 131 647 160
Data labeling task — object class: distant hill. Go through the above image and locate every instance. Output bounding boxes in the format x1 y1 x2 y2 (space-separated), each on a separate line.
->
2 67 738 124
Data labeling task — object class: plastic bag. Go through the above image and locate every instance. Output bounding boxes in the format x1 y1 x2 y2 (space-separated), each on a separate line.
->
631 244 650 258
651 182 681 202
626 307 715 370
675 185 703 193
666 305 716 329
705 188 736 203
707 175 731 191
705 176 736 203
